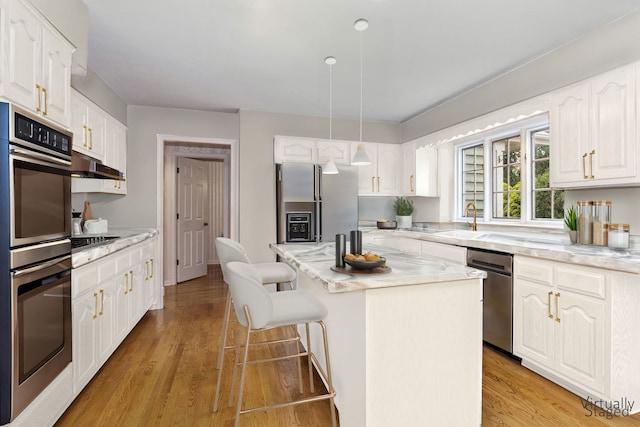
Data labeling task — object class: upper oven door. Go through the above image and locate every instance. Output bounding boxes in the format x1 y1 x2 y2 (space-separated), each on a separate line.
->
9 147 71 248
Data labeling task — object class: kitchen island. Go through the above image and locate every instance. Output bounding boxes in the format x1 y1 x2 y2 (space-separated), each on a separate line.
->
270 242 486 427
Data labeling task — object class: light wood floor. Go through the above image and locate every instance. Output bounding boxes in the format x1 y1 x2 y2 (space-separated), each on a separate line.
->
56 265 640 426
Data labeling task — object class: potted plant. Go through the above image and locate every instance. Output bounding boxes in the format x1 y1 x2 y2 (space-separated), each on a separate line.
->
393 196 414 229
564 205 578 243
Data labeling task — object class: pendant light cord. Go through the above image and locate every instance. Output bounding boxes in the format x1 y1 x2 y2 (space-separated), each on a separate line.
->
359 28 363 143
329 61 333 141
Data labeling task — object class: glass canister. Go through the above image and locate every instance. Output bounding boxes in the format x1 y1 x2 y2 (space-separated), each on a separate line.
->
608 224 630 249
577 201 594 245
592 200 611 246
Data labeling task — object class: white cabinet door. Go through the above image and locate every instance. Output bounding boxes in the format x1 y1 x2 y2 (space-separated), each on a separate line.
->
113 269 131 342
353 142 378 194
550 83 591 185
401 142 416 195
2 0 41 112
274 136 315 163
415 144 438 197
590 66 636 181
377 144 401 194
513 278 555 368
317 139 351 165
72 290 99 393
39 23 72 125
554 290 605 393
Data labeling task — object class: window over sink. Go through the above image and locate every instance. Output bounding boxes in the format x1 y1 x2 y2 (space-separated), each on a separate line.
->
455 115 564 227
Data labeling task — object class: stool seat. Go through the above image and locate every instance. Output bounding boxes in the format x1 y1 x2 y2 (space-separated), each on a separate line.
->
252 262 296 285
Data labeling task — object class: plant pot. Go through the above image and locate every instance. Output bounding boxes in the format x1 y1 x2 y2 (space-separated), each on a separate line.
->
396 215 412 229
569 230 578 244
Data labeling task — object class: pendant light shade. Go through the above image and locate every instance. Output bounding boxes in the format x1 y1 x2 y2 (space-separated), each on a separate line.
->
323 56 339 175
352 18 371 166
351 143 370 166
323 157 339 174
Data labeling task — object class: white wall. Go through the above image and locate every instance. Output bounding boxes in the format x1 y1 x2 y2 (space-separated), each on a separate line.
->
402 10 640 142
238 110 401 262
85 106 239 227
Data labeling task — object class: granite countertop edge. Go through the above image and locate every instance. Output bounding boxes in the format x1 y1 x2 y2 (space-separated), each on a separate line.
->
72 228 159 269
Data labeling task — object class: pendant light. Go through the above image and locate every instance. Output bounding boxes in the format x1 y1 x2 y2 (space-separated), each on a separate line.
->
351 18 371 166
323 56 339 174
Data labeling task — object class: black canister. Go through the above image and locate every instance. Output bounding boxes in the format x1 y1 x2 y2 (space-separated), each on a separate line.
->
350 230 362 255
335 234 346 267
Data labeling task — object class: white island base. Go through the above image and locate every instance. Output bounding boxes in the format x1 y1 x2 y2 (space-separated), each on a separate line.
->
296 270 483 427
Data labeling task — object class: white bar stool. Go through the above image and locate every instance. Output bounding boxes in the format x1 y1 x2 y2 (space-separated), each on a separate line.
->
213 261 337 427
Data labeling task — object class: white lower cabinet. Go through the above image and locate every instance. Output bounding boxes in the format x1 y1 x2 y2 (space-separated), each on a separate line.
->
514 255 640 408
72 238 157 396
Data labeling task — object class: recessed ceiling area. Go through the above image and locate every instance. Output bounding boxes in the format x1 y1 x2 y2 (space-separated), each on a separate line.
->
83 0 640 123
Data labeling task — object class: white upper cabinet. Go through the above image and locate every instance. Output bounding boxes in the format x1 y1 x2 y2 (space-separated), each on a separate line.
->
352 142 401 195
70 90 107 161
0 0 74 126
274 135 351 165
70 89 128 195
550 63 638 187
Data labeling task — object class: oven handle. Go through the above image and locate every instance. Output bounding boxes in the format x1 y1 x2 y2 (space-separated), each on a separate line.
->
12 255 72 278
10 146 72 167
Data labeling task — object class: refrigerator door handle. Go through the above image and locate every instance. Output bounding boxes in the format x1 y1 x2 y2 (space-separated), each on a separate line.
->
317 165 323 201
316 201 322 242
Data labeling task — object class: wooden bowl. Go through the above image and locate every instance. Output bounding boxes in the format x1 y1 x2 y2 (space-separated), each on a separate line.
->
376 220 397 229
344 256 386 270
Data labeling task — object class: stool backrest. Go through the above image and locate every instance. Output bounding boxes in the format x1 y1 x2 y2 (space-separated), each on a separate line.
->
216 237 251 280
225 261 273 329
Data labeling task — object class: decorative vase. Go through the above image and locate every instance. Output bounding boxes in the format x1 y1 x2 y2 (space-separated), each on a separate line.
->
396 215 412 229
569 230 578 244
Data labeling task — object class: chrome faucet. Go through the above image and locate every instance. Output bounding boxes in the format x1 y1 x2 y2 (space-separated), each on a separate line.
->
465 202 477 231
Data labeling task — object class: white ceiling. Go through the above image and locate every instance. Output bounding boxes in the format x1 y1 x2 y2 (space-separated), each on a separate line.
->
83 0 640 123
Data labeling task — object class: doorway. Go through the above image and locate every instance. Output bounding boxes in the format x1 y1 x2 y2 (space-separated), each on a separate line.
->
159 136 238 286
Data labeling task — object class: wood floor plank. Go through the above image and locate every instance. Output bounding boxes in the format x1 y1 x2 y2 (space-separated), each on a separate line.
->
56 265 640 427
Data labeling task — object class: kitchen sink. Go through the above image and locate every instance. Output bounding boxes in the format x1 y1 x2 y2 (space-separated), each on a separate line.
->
435 230 486 239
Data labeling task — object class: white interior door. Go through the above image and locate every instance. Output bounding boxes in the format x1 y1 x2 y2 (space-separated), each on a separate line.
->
177 157 208 283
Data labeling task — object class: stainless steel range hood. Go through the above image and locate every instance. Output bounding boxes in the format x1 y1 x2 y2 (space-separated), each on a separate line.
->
71 152 124 180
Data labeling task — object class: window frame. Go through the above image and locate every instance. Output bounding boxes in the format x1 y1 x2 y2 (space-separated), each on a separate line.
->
454 114 562 229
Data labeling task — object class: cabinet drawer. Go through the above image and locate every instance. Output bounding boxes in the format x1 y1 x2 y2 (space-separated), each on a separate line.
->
555 264 606 299
72 264 98 298
514 256 553 285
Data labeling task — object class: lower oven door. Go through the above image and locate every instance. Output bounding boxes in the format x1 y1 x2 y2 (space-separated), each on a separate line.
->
8 255 71 422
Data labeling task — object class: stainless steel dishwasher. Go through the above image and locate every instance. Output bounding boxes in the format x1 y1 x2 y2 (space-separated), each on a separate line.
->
466 248 514 354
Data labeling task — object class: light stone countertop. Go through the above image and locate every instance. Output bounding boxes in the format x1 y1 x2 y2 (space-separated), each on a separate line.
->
72 228 158 268
363 228 640 274
270 242 486 293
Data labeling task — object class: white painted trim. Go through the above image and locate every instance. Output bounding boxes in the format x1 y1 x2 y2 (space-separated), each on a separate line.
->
156 135 239 288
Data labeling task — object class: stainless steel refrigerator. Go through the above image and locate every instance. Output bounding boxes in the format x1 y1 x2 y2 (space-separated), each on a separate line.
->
276 163 358 243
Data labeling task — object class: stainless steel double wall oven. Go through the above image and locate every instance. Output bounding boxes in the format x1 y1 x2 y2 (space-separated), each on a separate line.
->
0 103 73 424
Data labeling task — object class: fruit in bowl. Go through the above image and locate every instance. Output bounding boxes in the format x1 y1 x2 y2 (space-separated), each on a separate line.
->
344 252 386 270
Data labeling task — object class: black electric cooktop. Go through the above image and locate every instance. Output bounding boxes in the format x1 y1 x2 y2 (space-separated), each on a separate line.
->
71 235 119 250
